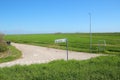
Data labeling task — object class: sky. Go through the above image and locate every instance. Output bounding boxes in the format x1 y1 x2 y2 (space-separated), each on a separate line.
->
0 0 120 34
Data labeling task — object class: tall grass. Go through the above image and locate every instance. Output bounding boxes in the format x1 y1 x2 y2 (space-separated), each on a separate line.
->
0 46 22 63
0 33 22 63
0 55 120 80
0 34 7 52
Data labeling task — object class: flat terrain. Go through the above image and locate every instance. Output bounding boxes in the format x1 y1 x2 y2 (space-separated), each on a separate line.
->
1 33 120 80
0 43 102 67
5 33 120 54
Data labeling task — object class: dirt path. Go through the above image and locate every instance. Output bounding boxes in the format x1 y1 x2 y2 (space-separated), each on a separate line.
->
0 43 102 67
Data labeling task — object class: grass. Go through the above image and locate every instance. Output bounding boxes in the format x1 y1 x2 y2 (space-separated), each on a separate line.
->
0 46 22 63
5 33 120 54
1 33 120 80
0 34 8 52
0 44 8 52
0 55 119 80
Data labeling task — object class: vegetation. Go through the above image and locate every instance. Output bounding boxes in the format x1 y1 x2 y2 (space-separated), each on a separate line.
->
5 33 120 54
0 33 22 63
1 33 119 80
0 34 7 52
0 44 7 52
0 46 22 63
0 55 120 80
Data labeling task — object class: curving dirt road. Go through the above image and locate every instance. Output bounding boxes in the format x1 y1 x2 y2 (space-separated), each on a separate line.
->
0 43 102 67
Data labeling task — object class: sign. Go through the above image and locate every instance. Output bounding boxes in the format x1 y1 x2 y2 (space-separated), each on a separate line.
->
54 38 68 61
55 38 67 43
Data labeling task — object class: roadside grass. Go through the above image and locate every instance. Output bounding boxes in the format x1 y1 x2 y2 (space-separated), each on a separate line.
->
5 33 120 54
0 55 119 80
0 46 22 63
0 44 8 52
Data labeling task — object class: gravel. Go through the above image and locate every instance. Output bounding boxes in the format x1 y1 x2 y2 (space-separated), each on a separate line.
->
0 43 102 67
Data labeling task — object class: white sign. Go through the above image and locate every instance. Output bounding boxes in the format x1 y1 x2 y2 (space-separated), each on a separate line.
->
55 38 67 43
54 38 68 61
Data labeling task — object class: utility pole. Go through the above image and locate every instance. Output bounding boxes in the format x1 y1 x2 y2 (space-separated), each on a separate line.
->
89 13 92 53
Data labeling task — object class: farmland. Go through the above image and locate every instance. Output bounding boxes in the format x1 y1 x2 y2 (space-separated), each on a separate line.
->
5 33 120 54
0 33 120 80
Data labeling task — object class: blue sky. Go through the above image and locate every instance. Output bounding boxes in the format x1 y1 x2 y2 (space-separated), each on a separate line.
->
0 0 120 34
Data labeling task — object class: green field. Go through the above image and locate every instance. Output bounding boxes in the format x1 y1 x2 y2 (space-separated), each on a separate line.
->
0 56 120 80
1 33 120 80
5 33 120 54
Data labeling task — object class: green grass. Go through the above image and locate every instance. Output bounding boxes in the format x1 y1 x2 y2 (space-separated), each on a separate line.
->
1 33 120 80
0 55 120 80
5 33 120 54
0 46 22 63
0 44 8 52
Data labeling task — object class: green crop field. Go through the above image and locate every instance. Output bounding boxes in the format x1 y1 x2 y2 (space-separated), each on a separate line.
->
5 33 120 54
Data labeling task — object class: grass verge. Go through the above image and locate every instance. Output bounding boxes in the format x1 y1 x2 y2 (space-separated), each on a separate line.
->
0 55 120 80
0 46 22 63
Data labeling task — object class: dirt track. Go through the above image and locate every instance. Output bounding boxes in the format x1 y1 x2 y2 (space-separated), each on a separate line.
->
0 43 102 67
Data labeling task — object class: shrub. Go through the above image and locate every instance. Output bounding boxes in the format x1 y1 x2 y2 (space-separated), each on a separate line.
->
0 33 8 52
0 44 8 52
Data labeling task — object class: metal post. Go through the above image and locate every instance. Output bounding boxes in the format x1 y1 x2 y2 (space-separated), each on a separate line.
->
89 13 92 53
66 39 68 61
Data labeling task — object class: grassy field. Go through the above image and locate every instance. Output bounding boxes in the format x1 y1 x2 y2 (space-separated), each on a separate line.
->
1 33 120 80
0 46 22 63
0 55 120 80
5 33 120 54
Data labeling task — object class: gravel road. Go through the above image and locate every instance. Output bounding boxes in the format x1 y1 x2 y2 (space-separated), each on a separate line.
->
0 43 102 67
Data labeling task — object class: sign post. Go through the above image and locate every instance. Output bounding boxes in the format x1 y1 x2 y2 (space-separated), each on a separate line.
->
55 38 68 61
